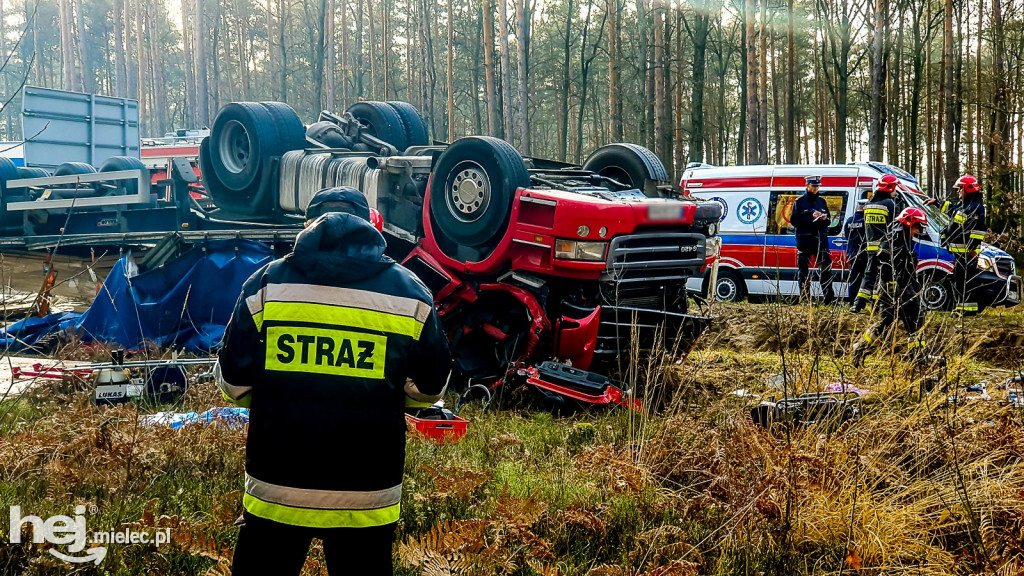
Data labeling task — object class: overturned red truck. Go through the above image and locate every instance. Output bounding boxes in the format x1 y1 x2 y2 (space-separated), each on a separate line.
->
197 100 722 408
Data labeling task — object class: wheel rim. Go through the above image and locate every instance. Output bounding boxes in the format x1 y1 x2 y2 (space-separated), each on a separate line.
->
716 277 738 301
219 120 251 174
599 167 634 188
922 281 948 310
446 161 491 223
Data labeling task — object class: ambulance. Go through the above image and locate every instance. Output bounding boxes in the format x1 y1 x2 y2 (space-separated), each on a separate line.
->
681 162 1022 311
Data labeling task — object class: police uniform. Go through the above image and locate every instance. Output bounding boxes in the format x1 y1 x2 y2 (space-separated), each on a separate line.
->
853 220 926 365
940 192 987 314
790 176 837 303
843 199 868 305
218 188 451 575
852 189 896 312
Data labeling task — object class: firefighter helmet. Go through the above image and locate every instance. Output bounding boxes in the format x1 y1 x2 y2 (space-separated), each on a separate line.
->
896 206 928 228
876 173 899 194
954 174 981 195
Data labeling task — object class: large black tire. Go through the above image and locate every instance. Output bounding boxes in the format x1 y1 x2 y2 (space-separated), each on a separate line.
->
346 101 409 152
0 157 24 233
386 101 430 147
53 162 97 176
98 156 150 196
16 166 48 179
209 102 276 191
259 102 307 153
583 143 670 195
429 136 529 263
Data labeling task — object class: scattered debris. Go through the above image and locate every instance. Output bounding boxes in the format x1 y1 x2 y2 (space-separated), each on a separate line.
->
140 407 249 429
750 391 861 429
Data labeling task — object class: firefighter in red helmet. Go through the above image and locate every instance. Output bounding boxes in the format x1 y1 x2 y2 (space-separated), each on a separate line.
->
851 174 899 313
925 174 988 315
852 206 930 366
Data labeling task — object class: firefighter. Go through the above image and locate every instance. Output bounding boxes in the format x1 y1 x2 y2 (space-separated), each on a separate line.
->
851 207 929 367
851 174 899 313
791 175 837 304
926 174 988 315
843 193 870 306
217 187 452 575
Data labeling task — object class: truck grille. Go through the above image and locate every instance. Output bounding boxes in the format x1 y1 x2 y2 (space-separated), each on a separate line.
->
603 232 706 283
996 256 1015 279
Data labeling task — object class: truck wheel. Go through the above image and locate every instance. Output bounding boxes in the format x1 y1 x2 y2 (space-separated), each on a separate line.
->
347 101 409 152
54 162 97 176
582 143 669 193
98 156 149 196
259 102 307 153
429 136 529 262
210 102 275 191
920 273 952 311
713 269 746 302
386 101 430 147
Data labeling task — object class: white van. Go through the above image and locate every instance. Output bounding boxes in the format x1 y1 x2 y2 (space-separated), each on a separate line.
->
680 162 1021 310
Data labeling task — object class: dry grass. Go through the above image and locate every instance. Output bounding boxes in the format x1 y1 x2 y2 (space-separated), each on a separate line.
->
1 302 1023 575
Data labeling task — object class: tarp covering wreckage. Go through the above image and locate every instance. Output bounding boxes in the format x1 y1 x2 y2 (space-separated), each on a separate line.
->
1 239 274 352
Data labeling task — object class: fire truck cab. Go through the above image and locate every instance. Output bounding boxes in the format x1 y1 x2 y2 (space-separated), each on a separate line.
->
680 162 1022 311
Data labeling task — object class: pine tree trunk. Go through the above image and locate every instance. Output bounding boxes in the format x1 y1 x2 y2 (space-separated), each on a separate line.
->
73 0 91 92
607 0 622 142
515 0 530 155
757 0 767 163
868 0 886 160
497 0 512 142
653 1 667 166
327 0 336 106
744 0 758 164
785 0 795 162
355 0 364 96
148 0 167 133
380 0 388 99
559 0 573 160
136 0 146 117
58 0 74 90
943 0 957 190
315 0 328 107
482 0 500 136
116 0 128 98
447 0 455 142
196 0 210 126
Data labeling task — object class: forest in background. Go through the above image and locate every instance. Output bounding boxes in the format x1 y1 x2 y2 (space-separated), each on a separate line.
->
0 0 1022 237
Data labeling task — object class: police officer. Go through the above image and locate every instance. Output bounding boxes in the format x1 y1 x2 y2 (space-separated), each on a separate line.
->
843 194 870 306
926 174 988 315
851 174 899 313
852 207 929 366
217 187 452 575
791 175 837 303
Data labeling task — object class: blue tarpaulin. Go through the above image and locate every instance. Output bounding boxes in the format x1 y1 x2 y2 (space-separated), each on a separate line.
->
1 239 274 353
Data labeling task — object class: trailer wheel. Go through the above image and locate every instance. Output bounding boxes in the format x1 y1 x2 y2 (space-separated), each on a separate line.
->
346 101 409 152
53 162 97 176
98 156 149 196
583 143 669 195
386 101 430 147
429 136 528 262
16 167 48 179
210 102 275 191
0 157 24 233
259 102 307 153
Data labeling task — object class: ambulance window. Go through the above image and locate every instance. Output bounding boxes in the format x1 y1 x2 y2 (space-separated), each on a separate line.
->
766 190 848 235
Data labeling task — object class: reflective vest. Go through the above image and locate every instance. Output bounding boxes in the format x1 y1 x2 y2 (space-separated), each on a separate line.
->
941 194 987 255
217 213 451 528
862 195 895 253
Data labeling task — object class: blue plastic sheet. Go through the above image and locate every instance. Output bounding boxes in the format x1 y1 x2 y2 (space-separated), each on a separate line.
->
139 407 250 429
1 239 274 353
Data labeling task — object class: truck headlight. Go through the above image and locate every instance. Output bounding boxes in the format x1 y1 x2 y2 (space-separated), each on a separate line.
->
977 254 995 271
554 239 607 261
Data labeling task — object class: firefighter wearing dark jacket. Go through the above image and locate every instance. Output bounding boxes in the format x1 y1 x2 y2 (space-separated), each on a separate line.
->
926 174 988 315
851 174 898 313
852 207 929 367
217 187 452 576
843 195 869 305
790 175 837 303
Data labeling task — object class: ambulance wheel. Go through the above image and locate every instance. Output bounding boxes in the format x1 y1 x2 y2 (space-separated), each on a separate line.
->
713 269 746 302
386 101 430 147
920 273 952 311
210 102 276 191
98 156 149 196
583 143 669 194
347 101 409 152
429 136 529 263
